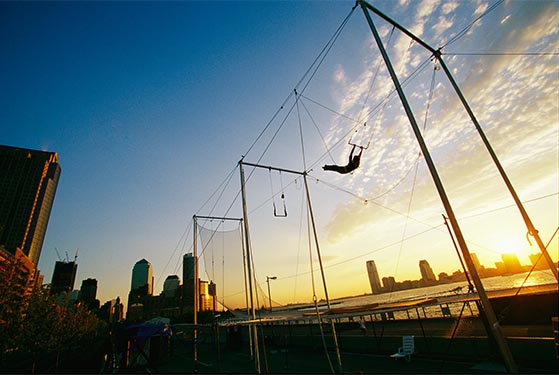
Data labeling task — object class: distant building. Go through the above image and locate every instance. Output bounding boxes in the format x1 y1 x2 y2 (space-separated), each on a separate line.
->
495 261 506 274
501 253 522 274
182 253 196 311
79 278 99 310
51 260 77 295
366 260 383 294
419 260 437 282
163 275 180 298
0 145 61 268
438 272 449 283
208 281 217 311
131 258 153 295
128 258 153 310
183 253 195 281
528 253 548 270
382 276 396 291
99 297 124 323
471 253 482 270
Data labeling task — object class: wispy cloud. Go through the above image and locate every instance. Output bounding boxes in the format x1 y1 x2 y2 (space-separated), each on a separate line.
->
323 0 558 243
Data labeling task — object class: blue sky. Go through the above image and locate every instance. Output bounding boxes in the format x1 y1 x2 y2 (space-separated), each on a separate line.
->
2 1 557 309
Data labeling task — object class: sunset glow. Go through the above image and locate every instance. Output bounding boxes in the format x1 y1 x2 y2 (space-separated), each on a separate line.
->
1 0 557 308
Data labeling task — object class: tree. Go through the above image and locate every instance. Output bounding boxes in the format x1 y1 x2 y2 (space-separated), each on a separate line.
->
1 255 107 373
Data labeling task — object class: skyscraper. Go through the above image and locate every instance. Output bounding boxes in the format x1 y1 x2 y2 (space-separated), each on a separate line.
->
130 258 153 295
51 260 77 295
0 145 61 268
183 253 195 281
79 278 98 309
471 253 482 270
182 253 196 311
419 260 436 282
366 260 383 294
163 275 180 298
528 253 548 270
501 253 523 274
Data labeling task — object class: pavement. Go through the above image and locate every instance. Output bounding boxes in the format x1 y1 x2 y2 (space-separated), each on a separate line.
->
126 332 558 374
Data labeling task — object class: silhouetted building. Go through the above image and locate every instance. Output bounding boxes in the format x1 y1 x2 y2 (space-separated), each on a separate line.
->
163 275 180 298
382 276 396 291
183 253 195 281
471 253 482 270
495 261 506 274
131 258 153 295
128 259 153 311
0 145 61 268
501 253 522 274
208 281 217 311
528 253 548 270
366 260 383 294
182 253 195 311
100 297 124 323
419 260 437 283
51 260 77 295
79 278 99 310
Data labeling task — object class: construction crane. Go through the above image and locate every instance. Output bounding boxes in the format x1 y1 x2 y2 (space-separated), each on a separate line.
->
54 247 62 261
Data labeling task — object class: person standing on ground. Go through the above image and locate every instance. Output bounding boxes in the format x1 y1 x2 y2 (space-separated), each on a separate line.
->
358 318 367 335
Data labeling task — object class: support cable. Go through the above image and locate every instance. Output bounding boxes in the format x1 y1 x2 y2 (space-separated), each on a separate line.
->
295 90 308 172
444 52 559 56
305 54 433 174
441 0 504 49
244 5 357 163
298 96 337 164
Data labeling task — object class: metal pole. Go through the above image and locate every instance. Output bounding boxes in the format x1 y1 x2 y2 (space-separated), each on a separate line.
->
239 219 253 358
442 214 474 292
360 4 518 373
303 174 343 373
239 160 261 374
192 215 199 373
241 162 305 176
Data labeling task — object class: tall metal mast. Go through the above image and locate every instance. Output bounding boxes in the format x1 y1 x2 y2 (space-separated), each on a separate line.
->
359 2 518 372
239 160 343 373
192 215 199 373
239 160 261 374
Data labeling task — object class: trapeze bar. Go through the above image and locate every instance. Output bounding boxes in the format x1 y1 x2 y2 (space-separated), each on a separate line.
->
240 161 306 176
193 215 243 222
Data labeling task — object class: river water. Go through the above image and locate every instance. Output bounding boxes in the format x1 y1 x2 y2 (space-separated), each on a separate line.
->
332 269 557 311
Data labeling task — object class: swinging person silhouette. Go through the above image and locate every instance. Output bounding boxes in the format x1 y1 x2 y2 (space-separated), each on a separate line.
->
323 145 363 174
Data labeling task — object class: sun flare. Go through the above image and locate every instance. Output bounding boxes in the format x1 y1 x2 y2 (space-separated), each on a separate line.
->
497 238 528 261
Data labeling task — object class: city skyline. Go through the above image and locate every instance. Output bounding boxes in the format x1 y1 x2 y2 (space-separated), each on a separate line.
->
366 251 553 296
1 1 556 308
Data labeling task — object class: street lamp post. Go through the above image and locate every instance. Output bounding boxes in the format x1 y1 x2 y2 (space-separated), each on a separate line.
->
266 276 277 312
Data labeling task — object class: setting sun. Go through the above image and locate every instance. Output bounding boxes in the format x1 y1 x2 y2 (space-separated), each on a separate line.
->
498 238 529 263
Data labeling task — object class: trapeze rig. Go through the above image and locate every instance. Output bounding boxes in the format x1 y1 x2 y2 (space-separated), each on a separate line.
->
358 1 556 372
238 159 344 373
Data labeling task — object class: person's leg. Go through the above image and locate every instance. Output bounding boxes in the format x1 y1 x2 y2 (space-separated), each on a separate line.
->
323 164 343 173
